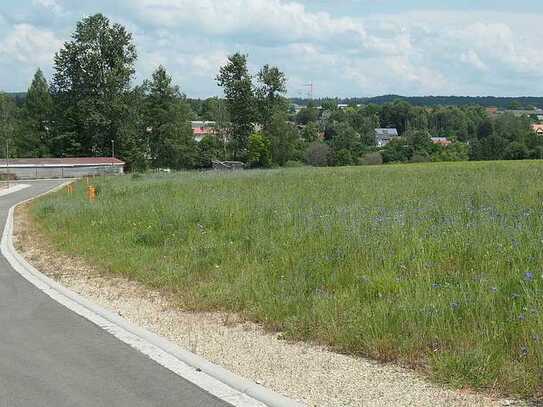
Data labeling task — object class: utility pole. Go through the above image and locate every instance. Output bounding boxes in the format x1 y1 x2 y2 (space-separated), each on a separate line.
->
111 139 115 158
304 82 314 100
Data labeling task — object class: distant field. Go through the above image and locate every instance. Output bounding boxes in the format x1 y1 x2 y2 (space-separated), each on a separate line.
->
31 162 543 398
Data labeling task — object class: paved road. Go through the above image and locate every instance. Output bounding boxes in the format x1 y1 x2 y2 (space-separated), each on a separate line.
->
0 181 232 407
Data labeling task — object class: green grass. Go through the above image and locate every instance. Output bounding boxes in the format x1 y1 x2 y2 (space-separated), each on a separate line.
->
31 162 543 398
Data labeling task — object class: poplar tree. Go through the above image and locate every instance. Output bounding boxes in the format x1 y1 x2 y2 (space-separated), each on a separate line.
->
216 53 255 160
51 13 137 157
19 69 53 157
256 64 287 130
144 66 197 169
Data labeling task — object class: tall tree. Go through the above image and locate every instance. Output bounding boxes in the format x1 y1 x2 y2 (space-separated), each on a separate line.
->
0 93 19 158
51 13 137 157
202 97 230 159
265 112 298 166
216 53 255 160
19 69 53 157
256 64 287 129
144 66 197 169
117 86 149 171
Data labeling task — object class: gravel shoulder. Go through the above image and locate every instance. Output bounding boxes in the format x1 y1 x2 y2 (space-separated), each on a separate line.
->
13 204 524 407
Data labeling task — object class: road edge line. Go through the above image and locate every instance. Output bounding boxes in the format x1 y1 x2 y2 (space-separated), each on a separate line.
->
1 181 305 407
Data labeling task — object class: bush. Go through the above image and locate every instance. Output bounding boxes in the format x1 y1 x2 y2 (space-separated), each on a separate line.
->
334 149 354 166
247 132 272 168
504 142 529 160
381 138 412 163
410 153 432 163
432 143 470 162
304 142 331 167
359 152 383 166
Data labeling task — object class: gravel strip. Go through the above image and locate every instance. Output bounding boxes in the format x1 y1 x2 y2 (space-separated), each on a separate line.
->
13 205 524 407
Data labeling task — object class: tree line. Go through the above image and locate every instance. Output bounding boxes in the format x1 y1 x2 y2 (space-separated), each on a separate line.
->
1 13 542 171
288 100 543 166
0 14 293 170
291 96 543 110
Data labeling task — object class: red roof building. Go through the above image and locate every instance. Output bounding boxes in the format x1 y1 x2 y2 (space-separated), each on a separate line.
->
532 124 543 135
2 157 125 167
0 157 125 179
191 121 217 142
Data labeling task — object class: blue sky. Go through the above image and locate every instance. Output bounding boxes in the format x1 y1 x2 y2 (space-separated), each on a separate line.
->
1 0 542 98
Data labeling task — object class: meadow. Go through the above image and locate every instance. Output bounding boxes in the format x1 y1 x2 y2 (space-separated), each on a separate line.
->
31 161 543 398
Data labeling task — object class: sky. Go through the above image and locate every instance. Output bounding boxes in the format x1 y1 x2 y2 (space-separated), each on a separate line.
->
1 0 543 98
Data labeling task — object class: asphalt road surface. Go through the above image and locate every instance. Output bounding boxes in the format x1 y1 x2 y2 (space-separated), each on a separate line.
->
0 180 232 407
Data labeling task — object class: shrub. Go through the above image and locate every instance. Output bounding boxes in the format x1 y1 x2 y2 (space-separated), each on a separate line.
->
247 132 272 168
359 152 383 166
410 153 432 163
334 149 354 166
304 142 331 167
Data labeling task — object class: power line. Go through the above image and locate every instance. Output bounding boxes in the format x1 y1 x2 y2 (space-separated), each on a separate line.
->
303 82 314 100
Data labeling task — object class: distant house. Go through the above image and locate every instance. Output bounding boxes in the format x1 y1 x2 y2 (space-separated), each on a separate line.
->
375 128 400 147
532 124 543 135
431 137 452 146
500 109 543 118
191 121 216 142
292 104 304 114
486 107 498 117
212 160 245 171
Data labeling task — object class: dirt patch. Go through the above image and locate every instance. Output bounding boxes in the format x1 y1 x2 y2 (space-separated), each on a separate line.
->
13 204 522 407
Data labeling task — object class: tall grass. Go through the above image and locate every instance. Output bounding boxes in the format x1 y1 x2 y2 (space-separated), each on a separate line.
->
32 162 543 398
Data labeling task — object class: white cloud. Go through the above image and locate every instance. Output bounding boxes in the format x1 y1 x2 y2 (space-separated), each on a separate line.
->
460 50 488 72
2 1 543 96
132 0 365 40
32 0 64 16
0 24 63 65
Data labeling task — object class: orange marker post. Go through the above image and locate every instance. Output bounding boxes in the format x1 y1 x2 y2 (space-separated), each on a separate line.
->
87 186 97 202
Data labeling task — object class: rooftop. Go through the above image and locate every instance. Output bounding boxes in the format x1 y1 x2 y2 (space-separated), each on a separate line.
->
0 157 125 167
375 128 399 136
191 121 216 128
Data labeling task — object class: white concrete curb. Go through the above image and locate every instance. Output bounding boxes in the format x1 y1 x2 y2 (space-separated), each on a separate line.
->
1 182 305 407
0 184 30 197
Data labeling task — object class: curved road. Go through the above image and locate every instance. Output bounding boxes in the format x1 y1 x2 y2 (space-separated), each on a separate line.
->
0 181 232 407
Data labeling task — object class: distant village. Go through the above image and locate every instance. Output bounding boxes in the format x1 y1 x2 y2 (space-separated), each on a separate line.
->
190 104 543 148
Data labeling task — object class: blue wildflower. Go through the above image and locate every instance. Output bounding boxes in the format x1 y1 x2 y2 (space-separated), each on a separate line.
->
451 302 460 310
524 272 534 282
432 283 441 289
